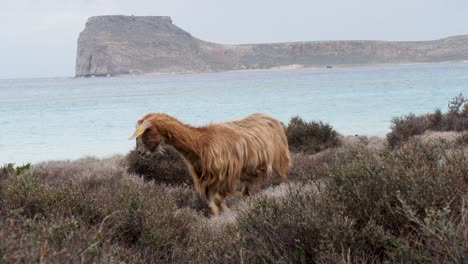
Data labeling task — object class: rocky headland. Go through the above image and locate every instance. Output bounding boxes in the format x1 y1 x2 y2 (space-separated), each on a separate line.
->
76 15 468 77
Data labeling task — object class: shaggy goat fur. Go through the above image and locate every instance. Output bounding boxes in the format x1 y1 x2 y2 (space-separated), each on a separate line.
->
129 113 291 215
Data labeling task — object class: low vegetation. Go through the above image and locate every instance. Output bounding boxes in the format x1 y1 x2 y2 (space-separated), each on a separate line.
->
126 144 192 185
286 116 341 154
1 102 467 263
387 93 468 148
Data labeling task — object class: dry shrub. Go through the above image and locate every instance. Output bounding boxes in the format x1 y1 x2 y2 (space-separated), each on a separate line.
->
417 130 462 143
399 198 467 264
324 140 467 261
388 94 468 148
0 210 135 263
329 140 466 228
258 148 339 191
33 155 131 189
260 137 383 195
1 110 467 263
0 167 126 262
236 140 467 263
165 185 209 214
456 133 468 145
126 144 192 185
286 116 340 154
341 135 386 151
237 184 324 263
0 172 105 224
0 161 203 263
287 151 335 182
106 184 198 262
387 113 430 148
182 217 241 263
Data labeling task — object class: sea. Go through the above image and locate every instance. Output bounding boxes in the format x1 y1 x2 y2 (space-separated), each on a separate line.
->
1 62 467 164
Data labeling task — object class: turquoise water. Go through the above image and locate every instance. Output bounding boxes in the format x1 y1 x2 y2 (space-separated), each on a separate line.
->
1 63 467 164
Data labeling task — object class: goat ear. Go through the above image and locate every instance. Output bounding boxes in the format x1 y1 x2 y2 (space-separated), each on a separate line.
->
128 120 152 140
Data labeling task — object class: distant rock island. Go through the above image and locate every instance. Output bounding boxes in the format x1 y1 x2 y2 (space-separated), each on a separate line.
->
76 15 468 77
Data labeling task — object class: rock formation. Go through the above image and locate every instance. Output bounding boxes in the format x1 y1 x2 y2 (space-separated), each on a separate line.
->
76 15 468 77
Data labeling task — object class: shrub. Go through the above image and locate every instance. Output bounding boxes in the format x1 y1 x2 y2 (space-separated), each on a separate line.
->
0 171 106 224
0 164 132 263
447 93 465 114
0 211 134 263
456 133 468 145
323 140 467 261
104 184 198 262
286 116 340 154
32 156 131 192
2 111 467 263
164 185 210 214
388 94 468 148
286 150 338 182
0 162 201 263
330 140 466 229
387 113 430 148
399 198 468 263
444 109 468 132
0 163 31 178
236 182 403 263
126 144 192 185
237 185 325 263
235 140 466 263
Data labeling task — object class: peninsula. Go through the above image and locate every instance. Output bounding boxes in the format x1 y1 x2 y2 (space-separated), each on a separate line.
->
76 15 468 77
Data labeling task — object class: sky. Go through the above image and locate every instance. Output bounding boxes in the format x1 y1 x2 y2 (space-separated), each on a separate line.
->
1 0 468 79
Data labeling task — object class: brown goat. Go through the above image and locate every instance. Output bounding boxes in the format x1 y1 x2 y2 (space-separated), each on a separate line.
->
129 113 291 216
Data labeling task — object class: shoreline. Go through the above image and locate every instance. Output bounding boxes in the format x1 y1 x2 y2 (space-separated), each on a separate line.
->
83 60 468 79
1 60 466 81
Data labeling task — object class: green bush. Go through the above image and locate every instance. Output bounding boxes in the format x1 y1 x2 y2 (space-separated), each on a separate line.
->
0 163 31 178
286 116 340 154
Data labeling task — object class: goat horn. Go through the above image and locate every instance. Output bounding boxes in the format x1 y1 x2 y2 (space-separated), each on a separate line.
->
128 120 152 140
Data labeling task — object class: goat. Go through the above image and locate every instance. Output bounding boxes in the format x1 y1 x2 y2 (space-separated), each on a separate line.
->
129 113 291 216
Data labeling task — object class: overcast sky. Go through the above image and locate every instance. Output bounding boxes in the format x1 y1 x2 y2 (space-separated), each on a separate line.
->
1 0 468 79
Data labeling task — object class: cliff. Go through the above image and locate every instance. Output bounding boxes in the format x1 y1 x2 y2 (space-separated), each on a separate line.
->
76 15 468 77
